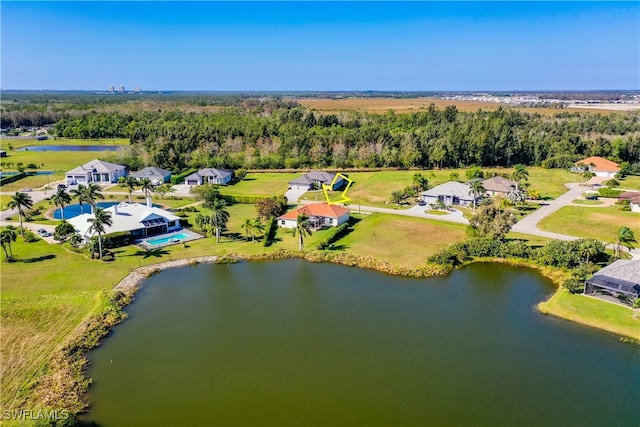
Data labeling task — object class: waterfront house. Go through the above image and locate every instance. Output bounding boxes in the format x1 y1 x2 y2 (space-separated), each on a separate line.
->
65 159 127 185
184 168 234 186
68 201 182 244
277 203 350 229
288 171 344 191
571 156 620 178
131 166 172 185
420 181 480 207
584 259 640 305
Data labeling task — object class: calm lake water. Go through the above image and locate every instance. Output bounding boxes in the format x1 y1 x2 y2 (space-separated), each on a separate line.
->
17 145 121 151
83 261 640 426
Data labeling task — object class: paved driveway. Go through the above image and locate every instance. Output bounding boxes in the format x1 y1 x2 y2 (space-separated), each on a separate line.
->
285 188 307 203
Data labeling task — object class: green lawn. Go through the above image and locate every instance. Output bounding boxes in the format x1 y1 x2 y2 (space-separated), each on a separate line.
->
538 288 639 341
538 206 640 242
0 137 129 150
339 213 468 268
571 199 604 205
221 173 299 196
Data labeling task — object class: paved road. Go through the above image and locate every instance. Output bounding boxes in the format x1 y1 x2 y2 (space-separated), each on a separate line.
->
0 190 52 221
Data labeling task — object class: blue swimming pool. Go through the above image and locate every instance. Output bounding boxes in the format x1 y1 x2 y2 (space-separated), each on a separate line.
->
146 233 189 246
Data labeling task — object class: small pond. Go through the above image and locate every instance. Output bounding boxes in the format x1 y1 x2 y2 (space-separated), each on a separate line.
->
82 261 640 426
17 145 122 152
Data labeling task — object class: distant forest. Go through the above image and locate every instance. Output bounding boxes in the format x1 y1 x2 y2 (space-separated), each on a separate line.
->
2 94 639 172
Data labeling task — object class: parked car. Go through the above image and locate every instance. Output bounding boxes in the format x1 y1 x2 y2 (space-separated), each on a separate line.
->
36 228 51 237
57 184 67 190
19 188 32 193
417 200 427 206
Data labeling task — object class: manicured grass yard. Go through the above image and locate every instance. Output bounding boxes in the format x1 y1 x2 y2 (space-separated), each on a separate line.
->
221 173 299 196
538 206 640 242
538 288 639 341
339 213 467 268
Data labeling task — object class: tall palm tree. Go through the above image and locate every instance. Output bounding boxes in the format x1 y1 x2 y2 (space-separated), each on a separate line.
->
51 187 72 220
292 213 313 251
511 164 529 191
241 218 254 241
469 180 485 214
0 227 17 261
87 208 113 260
251 218 265 242
209 199 230 244
85 183 105 213
118 176 139 204
140 177 155 203
71 184 88 214
8 192 33 237
614 226 637 258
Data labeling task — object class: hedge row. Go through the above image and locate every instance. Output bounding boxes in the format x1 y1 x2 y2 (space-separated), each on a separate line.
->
263 217 278 247
170 169 197 185
222 194 270 205
597 187 623 198
315 223 350 250
0 172 27 186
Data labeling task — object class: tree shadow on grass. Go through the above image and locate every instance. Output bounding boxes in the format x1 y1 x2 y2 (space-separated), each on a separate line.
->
19 254 56 263
132 249 170 259
328 244 349 251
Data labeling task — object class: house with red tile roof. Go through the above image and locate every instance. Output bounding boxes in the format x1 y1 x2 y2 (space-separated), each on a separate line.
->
277 203 350 229
572 156 620 178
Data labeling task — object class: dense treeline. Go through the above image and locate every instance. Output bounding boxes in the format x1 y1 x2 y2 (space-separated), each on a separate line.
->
51 105 640 172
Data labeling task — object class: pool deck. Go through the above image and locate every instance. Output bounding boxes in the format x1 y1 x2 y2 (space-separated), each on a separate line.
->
136 228 203 250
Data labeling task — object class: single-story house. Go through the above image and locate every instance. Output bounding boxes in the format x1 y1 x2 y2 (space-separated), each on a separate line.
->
184 168 234 186
617 191 640 213
65 159 127 185
584 259 640 304
288 171 344 191
571 156 620 178
481 176 517 196
420 181 480 207
131 166 172 185
277 203 350 229
68 201 182 243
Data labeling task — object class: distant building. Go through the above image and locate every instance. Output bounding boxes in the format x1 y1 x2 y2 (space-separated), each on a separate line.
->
131 167 172 185
108 85 115 93
184 168 235 186
288 171 344 191
134 86 142 93
571 156 620 178
118 85 125 93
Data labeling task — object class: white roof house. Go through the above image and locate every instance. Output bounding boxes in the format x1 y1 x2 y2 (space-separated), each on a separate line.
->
184 168 234 186
68 202 181 242
420 181 479 207
66 159 127 185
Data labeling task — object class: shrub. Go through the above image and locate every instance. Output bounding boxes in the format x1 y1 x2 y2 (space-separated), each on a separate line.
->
563 278 584 294
602 178 619 188
597 187 622 198
23 230 39 243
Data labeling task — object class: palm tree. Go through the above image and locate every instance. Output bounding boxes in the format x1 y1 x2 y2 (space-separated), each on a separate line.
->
85 183 105 213
51 187 72 220
241 218 254 241
511 164 529 191
118 176 139 204
469 180 485 214
292 213 313 251
251 218 265 242
194 214 210 237
614 226 637 258
209 199 230 244
8 192 33 237
579 239 600 264
71 184 88 214
0 227 17 261
140 177 155 204
631 297 640 318
87 208 113 260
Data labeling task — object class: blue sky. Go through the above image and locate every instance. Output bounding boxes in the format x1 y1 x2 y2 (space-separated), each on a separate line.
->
1 2 638 91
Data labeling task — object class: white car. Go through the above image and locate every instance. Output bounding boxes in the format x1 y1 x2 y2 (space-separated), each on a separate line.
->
19 188 32 193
